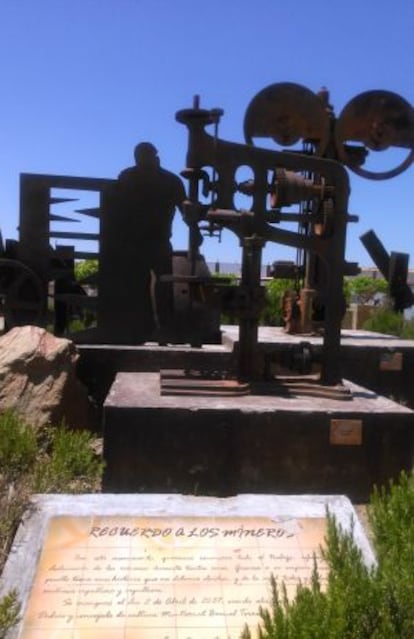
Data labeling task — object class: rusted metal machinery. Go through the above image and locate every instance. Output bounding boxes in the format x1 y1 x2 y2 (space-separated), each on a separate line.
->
0 174 112 332
161 84 414 397
0 172 221 343
168 94 353 395
360 230 414 312
1 83 412 399
244 83 414 331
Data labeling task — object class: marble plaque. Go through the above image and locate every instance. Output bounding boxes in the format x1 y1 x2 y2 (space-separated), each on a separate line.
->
1 494 375 639
20 515 327 639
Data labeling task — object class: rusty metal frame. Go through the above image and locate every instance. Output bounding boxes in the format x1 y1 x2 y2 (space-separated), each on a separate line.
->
176 103 351 386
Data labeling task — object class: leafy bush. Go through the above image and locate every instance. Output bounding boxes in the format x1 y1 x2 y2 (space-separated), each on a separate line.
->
0 591 20 639
0 411 38 482
33 427 104 492
0 411 103 572
243 471 414 639
242 514 377 639
368 472 414 637
74 259 98 282
347 275 388 305
260 276 383 328
0 411 104 637
363 307 408 337
221 274 392 329
260 279 295 326
400 318 414 339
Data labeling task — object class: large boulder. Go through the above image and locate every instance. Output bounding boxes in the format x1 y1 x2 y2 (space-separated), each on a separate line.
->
0 326 95 429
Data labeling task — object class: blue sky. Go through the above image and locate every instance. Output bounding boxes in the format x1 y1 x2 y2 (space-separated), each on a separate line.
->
1 0 413 268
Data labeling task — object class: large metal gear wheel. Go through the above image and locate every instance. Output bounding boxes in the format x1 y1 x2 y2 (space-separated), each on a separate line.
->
0 259 45 328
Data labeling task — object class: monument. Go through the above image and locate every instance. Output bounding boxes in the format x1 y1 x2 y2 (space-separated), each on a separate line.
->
98 85 413 496
0 82 413 494
0 81 413 638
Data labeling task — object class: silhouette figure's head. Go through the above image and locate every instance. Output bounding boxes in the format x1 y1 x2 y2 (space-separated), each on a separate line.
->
134 142 159 168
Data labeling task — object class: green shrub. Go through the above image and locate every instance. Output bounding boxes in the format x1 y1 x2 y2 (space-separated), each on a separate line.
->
244 471 414 639
242 514 378 639
33 426 104 493
0 591 20 639
362 307 414 339
400 318 414 339
74 259 98 282
0 412 104 637
0 480 31 570
0 412 103 571
363 307 405 336
0 411 38 482
368 472 414 637
347 275 388 305
261 279 295 326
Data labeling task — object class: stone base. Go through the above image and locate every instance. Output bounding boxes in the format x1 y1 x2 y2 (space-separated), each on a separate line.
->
77 342 232 406
103 373 414 500
77 328 414 412
222 326 414 409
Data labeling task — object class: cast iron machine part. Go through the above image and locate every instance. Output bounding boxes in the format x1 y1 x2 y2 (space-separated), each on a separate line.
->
176 97 355 389
244 82 414 180
243 83 413 333
360 230 414 312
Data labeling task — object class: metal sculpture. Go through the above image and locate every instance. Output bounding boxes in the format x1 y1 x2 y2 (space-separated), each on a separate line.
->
173 96 353 392
162 84 413 395
0 82 412 398
242 83 413 333
0 170 220 344
335 90 414 180
360 230 414 312
245 83 414 179
1 174 112 332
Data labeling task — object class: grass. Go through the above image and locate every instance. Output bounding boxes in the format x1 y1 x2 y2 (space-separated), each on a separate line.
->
0 409 104 635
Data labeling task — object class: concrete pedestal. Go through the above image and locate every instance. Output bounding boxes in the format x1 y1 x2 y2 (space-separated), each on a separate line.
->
78 328 414 411
103 372 414 500
222 326 414 409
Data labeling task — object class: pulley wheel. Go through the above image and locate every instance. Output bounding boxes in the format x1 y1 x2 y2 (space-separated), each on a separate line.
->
244 82 330 154
335 90 414 180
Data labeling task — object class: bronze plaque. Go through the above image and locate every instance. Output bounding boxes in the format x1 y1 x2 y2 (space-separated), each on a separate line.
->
379 351 403 371
20 515 328 639
330 419 363 445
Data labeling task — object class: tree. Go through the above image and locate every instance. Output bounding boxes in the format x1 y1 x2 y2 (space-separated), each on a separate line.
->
74 260 99 283
346 275 388 305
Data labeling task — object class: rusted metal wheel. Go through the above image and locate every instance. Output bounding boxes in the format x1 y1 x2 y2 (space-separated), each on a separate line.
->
0 258 45 328
335 90 414 180
244 82 330 154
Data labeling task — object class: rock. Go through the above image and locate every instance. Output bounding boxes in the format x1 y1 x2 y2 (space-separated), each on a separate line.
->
0 326 95 429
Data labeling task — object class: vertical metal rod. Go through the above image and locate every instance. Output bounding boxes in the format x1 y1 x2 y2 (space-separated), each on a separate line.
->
238 235 264 381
